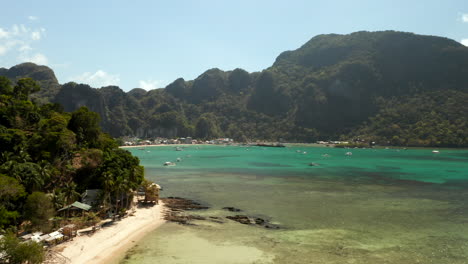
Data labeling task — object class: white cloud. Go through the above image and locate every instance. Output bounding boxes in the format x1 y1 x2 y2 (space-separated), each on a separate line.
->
18 52 48 65
31 31 41 40
461 39 468 46
138 79 165 90
28 16 38 21
18 44 32 52
0 28 9 39
0 45 6 55
462 14 468 23
0 23 48 66
71 70 120 88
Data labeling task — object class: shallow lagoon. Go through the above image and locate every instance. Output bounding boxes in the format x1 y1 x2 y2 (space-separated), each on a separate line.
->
123 145 468 263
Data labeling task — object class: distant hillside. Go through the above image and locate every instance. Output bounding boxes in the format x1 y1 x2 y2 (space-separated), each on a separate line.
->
0 62 61 104
2 31 467 146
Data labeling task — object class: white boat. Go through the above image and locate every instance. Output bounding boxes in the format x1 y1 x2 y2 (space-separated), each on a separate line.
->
176 158 182 162
432 150 440 154
163 161 176 166
345 152 353 156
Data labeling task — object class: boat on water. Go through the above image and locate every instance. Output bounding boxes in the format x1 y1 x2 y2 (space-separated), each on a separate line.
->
176 158 182 162
163 161 176 166
175 147 183 151
345 152 353 156
432 150 440 154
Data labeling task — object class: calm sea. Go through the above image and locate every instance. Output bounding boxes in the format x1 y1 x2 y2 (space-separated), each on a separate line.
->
123 145 468 264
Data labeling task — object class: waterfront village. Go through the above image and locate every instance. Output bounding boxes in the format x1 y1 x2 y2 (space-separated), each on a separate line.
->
121 136 234 146
120 136 356 147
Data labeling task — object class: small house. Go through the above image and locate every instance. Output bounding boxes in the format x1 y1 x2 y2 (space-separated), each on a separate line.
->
58 201 92 216
138 183 161 204
81 189 102 208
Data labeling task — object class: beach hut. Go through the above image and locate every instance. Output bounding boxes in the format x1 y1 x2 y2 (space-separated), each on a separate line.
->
81 189 102 207
58 201 92 216
146 183 160 203
62 224 77 239
138 183 160 204
44 231 64 246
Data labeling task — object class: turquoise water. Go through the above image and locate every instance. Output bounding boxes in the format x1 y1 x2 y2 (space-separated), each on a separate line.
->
123 145 468 264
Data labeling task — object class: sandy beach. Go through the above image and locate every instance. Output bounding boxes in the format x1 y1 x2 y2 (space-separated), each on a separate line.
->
51 203 166 264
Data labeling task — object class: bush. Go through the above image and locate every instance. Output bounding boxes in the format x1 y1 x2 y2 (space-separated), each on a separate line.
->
0 232 45 264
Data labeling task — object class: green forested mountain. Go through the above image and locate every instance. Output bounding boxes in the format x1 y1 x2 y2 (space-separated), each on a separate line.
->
0 63 61 105
2 31 468 146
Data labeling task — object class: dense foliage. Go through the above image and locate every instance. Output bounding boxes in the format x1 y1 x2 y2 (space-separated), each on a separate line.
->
0 77 144 232
352 90 468 147
2 31 468 146
0 232 44 264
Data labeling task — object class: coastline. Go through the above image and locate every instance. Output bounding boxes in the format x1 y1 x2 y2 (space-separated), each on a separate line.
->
51 202 166 264
120 143 208 149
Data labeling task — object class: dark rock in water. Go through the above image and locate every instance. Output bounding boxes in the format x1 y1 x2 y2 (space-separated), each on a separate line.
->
162 197 209 210
254 218 265 225
226 215 252 225
226 215 281 229
161 197 209 225
164 212 204 225
222 207 242 212
208 216 225 224
264 224 281 229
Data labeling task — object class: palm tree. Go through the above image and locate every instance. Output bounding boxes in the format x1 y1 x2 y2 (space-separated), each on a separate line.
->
61 181 79 218
102 172 114 212
62 181 79 205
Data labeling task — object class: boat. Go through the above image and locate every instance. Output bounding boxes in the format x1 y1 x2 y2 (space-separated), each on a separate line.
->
176 158 182 162
345 152 353 156
432 150 440 154
163 162 176 166
175 147 183 151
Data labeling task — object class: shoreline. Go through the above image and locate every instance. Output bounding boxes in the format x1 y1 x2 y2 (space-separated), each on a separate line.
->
51 202 166 264
120 143 468 150
120 143 209 149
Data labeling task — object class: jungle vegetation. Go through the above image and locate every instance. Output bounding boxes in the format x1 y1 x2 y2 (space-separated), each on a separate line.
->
0 77 144 234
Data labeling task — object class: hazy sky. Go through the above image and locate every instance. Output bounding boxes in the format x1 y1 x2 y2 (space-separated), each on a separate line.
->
1 0 468 91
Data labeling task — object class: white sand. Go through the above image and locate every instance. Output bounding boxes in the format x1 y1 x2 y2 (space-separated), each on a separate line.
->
52 203 166 264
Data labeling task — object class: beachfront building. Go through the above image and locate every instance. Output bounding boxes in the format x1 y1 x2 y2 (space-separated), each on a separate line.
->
81 189 102 208
137 183 161 204
58 201 92 217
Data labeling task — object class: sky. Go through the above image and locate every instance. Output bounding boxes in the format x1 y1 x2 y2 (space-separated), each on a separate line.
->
1 0 468 91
